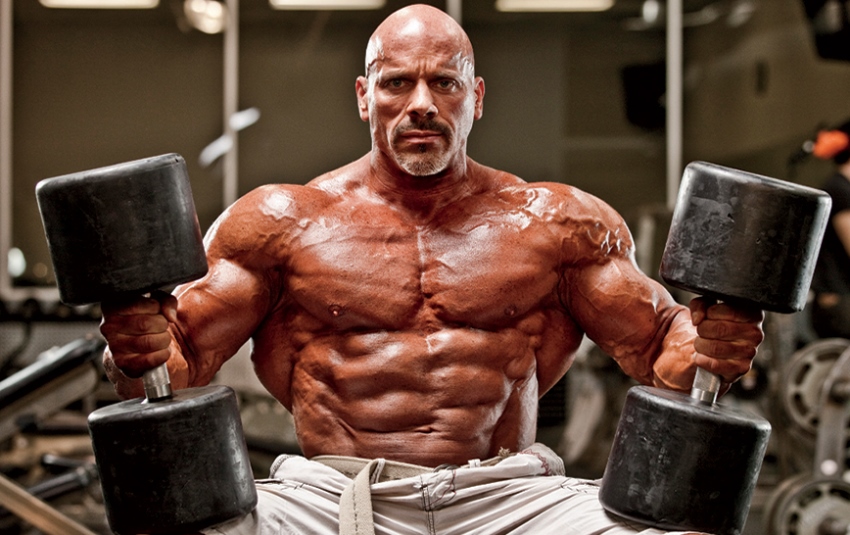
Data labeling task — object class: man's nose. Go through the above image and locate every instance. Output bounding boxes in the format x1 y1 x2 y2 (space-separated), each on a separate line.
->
406 80 437 118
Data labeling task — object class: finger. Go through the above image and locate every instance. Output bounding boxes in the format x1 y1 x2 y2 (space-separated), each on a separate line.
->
704 302 764 324
694 336 759 362
689 298 764 325
151 290 179 324
693 353 753 383
101 295 164 316
111 348 172 378
695 317 765 344
688 297 710 325
100 312 170 339
103 330 173 357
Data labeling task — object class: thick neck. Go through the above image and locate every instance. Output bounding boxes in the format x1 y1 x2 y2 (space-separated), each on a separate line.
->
367 152 479 221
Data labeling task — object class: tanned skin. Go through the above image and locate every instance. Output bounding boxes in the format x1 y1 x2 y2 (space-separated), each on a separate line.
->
99 4 764 468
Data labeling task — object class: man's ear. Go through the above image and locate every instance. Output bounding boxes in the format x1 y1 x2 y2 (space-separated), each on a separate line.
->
355 76 370 122
473 77 485 120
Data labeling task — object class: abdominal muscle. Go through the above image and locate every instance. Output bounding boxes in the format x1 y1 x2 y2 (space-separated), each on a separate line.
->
253 321 549 467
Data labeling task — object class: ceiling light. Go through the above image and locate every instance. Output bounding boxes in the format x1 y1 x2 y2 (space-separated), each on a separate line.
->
39 0 159 7
495 0 613 12
269 0 385 9
184 0 227 33
641 0 661 23
726 0 755 27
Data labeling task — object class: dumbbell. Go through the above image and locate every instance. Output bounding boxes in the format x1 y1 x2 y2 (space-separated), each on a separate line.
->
599 161 832 535
35 154 257 535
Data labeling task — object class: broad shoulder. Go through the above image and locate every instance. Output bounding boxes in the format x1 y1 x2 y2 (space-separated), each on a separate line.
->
223 157 369 218
484 170 626 232
203 158 371 260
204 183 325 251
480 169 633 263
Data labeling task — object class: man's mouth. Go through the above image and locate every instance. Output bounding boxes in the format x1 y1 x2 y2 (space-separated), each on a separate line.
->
395 120 450 146
399 130 443 144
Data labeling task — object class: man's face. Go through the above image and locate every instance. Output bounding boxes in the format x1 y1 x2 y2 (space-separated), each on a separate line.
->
356 31 484 177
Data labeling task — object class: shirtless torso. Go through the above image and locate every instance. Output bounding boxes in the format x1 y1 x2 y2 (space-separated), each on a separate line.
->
103 155 694 466
100 3 760 469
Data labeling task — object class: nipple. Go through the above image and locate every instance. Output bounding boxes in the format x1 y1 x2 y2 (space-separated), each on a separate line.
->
329 305 345 318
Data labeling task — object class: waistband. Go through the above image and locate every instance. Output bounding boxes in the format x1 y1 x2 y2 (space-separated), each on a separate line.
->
311 445 560 535
312 452 510 482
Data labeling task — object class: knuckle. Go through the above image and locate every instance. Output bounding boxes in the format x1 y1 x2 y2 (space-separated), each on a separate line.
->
132 313 167 334
711 320 730 340
137 332 171 354
113 348 169 378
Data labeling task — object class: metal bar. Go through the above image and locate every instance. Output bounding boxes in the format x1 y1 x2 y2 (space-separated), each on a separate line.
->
0 0 13 301
223 0 240 210
0 473 97 535
446 0 461 24
0 1 59 304
666 0 683 210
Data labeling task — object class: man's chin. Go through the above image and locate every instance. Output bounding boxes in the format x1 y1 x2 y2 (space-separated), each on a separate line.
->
394 153 452 177
401 163 449 177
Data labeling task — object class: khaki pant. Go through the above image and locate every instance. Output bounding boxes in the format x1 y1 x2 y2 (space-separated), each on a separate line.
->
203 443 707 535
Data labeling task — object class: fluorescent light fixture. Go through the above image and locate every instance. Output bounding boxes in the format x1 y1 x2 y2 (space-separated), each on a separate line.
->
496 0 613 12
184 0 227 33
269 0 385 9
39 0 159 8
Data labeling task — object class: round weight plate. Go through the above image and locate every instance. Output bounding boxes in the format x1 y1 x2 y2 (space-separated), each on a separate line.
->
600 385 771 535
659 161 831 313
767 476 850 535
764 473 809 534
782 339 850 436
35 153 208 305
88 384 257 535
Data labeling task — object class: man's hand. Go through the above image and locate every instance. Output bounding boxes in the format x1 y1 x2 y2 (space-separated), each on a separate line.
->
688 296 765 384
99 290 179 378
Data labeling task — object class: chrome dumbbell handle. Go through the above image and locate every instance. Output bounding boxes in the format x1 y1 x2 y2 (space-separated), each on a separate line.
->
690 367 721 405
142 363 173 401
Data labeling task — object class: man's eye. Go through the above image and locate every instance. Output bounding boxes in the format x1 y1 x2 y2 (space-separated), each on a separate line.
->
437 80 456 90
387 79 405 88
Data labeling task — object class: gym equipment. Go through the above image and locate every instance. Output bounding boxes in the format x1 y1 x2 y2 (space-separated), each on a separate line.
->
781 338 850 438
765 475 850 535
0 337 103 443
765 341 850 534
36 154 257 535
0 472 98 535
599 161 832 535
0 337 105 535
35 155 208 306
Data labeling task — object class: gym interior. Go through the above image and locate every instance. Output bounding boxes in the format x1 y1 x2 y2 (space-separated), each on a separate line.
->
2 0 850 533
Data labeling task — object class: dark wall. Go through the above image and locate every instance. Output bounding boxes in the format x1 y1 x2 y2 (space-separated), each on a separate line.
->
13 0 845 291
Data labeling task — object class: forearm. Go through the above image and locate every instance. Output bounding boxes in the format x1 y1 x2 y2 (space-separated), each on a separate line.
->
597 299 698 393
648 305 699 392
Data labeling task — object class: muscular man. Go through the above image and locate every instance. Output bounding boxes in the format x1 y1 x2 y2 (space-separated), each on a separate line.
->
99 4 763 534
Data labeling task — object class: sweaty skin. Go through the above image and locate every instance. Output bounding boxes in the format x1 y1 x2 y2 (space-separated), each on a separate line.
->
99 4 763 467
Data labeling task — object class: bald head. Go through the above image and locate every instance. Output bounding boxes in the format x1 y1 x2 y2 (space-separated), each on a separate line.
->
365 4 475 79
355 3 485 177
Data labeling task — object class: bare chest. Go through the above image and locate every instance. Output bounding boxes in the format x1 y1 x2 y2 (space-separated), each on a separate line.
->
284 211 562 330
